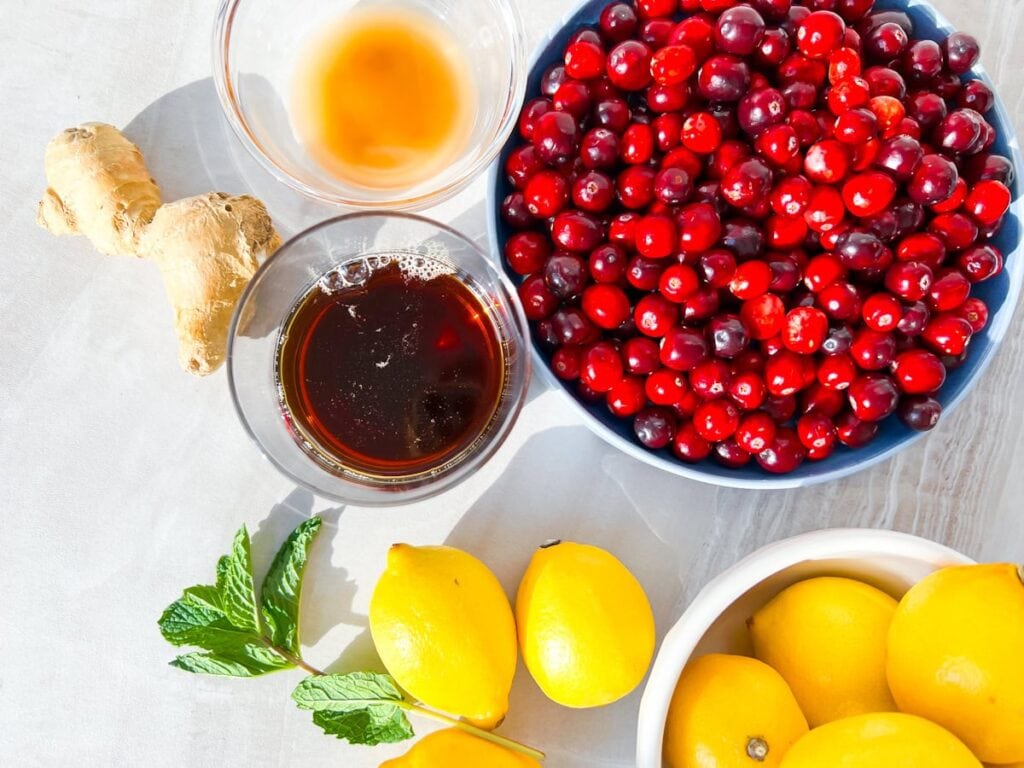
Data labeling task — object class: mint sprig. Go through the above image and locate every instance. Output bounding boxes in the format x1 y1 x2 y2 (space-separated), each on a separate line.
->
159 517 323 676
293 673 414 745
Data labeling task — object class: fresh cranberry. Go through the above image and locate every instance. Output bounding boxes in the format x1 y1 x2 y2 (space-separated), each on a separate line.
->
599 2 638 43
818 352 857 390
679 203 724 253
818 279 861 320
617 165 657 209
901 39 943 81
783 306 829 354
722 158 774 208
835 411 879 447
713 439 753 468
907 154 959 206
694 399 741 442
661 326 710 371
797 10 846 59
698 54 752 102
545 252 588 299
797 410 837 451
922 313 973 356
893 348 946 394
835 229 889 271
821 324 854 354
624 337 660 375
860 292 902 332
672 422 713 462
851 328 896 370
958 244 1003 283
965 180 1011 227
551 345 582 380
741 293 787 339
899 395 942 431
659 264 700 303
765 349 815 395
582 284 631 330
730 261 774 301
735 412 777 453
518 275 559 320
627 255 664 291
956 297 989 333
524 170 569 218
848 372 899 421
580 341 624 393
532 111 579 164
842 171 896 217
757 427 808 472
501 192 534 229
607 40 653 90
898 301 931 337
605 375 645 417
633 407 676 448
959 80 994 114
729 370 768 410
804 139 850 183
646 368 687 405
635 293 678 337
504 231 550 276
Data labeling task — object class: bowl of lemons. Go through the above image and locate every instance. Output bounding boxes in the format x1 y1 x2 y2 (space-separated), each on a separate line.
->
636 528 1024 768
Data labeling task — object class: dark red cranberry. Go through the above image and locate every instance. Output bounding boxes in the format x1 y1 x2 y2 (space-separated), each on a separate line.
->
899 395 942 431
627 255 665 291
698 55 753 102
907 154 959 206
738 87 788 136
901 39 944 81
551 307 599 346
722 158 775 208
580 127 620 170
551 345 582 380
959 80 994 114
851 328 896 370
501 192 534 229
958 244 1003 283
865 22 908 61
505 145 545 189
822 324 855 355
944 31 980 75
897 301 930 337
713 439 753 468
545 251 587 299
532 111 580 165
551 211 603 253
633 407 676 448
518 275 559 320
553 80 592 119
593 98 632 132
623 337 660 375
540 64 570 97
848 372 899 421
708 314 750 358
661 326 710 371
835 229 888 271
835 411 879 447
936 109 985 155
588 243 626 284
599 2 639 43
716 6 768 56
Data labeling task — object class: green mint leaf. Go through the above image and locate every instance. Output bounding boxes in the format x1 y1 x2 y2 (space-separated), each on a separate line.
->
312 706 414 746
159 586 257 653
215 525 261 634
170 648 291 677
292 672 405 711
261 517 323 655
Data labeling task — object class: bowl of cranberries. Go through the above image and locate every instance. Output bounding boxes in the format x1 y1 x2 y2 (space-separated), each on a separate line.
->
489 0 1022 487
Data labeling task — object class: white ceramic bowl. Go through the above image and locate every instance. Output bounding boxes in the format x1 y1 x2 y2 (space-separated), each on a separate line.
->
635 528 975 768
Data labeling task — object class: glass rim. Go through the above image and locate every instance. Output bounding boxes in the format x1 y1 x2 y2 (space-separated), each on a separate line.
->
211 0 529 211
226 211 532 505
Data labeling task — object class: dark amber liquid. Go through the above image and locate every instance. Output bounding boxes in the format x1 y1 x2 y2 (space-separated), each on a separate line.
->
277 261 505 478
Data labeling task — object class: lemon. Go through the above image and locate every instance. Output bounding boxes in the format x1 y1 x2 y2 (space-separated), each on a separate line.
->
748 576 897 726
516 540 655 708
379 728 541 768
887 563 1024 764
779 712 982 768
369 545 517 729
664 653 808 768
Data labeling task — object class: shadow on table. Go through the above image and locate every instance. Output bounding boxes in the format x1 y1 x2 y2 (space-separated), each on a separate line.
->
443 423 686 768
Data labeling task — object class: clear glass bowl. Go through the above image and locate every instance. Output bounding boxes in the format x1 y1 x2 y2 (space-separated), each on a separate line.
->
227 213 531 505
213 0 526 210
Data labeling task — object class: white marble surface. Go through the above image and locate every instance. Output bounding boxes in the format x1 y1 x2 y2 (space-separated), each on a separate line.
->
1 1 1023 766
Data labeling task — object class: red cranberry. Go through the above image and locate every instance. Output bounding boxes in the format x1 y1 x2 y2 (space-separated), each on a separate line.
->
679 203 724 254
765 349 815 395
804 139 851 183
818 352 857 390
738 87 788 136
926 270 970 312
654 167 694 206
897 301 931 337
965 180 1011 227
672 422 713 462
907 91 948 131
659 264 700 303
518 275 559 320
627 255 664 291
524 170 569 218
901 39 944 81
907 154 959 206
729 370 768 410
698 54 753 102
708 314 750 358
797 410 837 451
735 411 777 453
607 40 653 90
713 439 753 468
504 231 550 276
818 279 861 320
741 293 787 339
635 293 678 337
851 328 896 370
646 368 687 405
922 313 973 356
797 10 846 59
533 111 579 164
551 344 582 380
633 407 676 448
959 80 994 114
624 336 660 375
580 127 620 170
551 307 599 346
848 372 899 421
757 427 808 473
722 158 774 208
872 135 923 182
506 145 545 189
841 170 897 218
936 109 985 155
958 244 1003 283
898 395 942 431
606 376 646 417
650 44 698 87
582 283 631 330
617 165 657 209
783 306 829 354
893 348 946 394
694 399 741 442
956 297 989 333
730 260 774 300
661 326 710 371
884 260 932 301
835 229 888 271
501 192 534 229
593 98 632 132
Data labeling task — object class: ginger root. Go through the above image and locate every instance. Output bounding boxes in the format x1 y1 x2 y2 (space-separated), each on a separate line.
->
37 123 162 256
37 123 281 376
141 193 281 375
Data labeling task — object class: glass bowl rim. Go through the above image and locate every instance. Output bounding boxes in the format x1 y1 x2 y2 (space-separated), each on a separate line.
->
212 0 529 211
226 210 533 506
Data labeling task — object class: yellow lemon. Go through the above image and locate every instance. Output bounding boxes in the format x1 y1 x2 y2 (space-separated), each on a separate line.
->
887 563 1024 765
779 712 982 768
369 545 517 729
516 540 655 708
748 576 897 726
379 728 541 768
664 653 809 768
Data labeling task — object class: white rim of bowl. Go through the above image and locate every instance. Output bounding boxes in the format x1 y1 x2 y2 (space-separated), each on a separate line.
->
485 0 1024 490
212 0 528 211
634 527 976 768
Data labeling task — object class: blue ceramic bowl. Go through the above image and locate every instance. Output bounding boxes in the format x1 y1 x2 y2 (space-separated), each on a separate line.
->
488 0 1024 489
